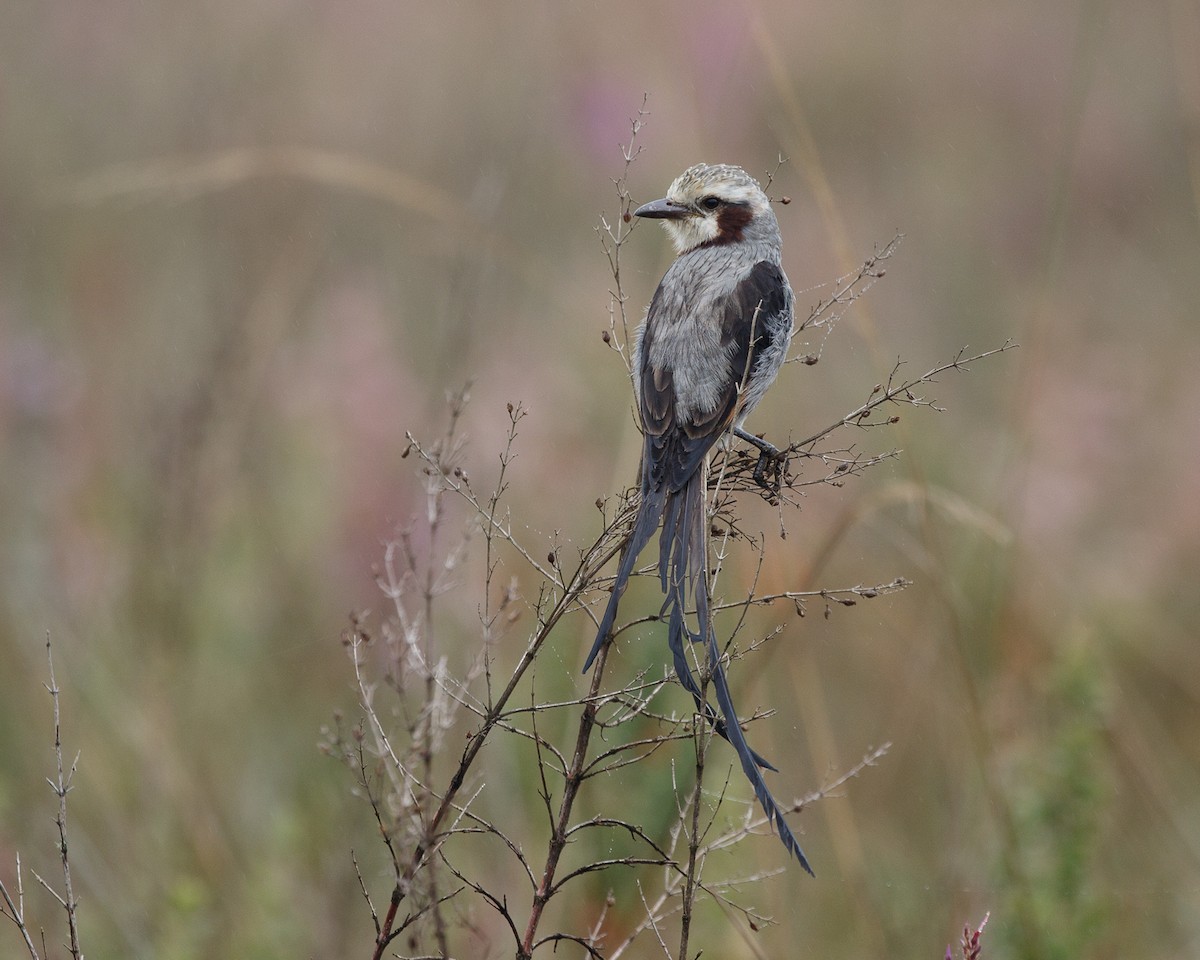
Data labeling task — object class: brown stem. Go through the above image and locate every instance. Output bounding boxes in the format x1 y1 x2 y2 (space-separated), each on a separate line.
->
516 640 613 959
677 722 707 960
45 635 82 960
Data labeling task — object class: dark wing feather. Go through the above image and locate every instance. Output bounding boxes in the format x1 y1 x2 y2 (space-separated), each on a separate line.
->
638 297 675 440
640 260 789 494
721 260 788 402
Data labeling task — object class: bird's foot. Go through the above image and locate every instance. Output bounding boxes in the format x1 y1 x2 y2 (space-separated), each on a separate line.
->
733 427 787 494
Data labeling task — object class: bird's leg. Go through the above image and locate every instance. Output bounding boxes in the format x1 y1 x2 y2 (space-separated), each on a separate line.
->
733 426 786 491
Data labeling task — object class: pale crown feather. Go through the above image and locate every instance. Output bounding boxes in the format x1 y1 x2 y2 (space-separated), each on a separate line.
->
656 163 776 254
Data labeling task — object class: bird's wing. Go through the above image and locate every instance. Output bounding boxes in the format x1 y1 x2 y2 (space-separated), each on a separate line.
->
719 259 789 411
639 259 790 494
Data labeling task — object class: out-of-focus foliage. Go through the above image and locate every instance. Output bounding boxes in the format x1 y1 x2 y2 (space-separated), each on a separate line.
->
1 0 1198 957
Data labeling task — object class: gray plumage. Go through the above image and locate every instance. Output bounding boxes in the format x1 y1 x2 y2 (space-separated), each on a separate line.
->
582 163 810 873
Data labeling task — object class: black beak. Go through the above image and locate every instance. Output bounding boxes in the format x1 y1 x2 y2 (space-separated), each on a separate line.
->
633 197 691 220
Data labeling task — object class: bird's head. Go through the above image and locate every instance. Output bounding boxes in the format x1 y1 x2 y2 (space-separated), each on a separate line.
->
634 163 778 255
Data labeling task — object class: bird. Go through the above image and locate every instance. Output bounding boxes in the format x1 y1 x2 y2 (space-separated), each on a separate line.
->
582 163 811 873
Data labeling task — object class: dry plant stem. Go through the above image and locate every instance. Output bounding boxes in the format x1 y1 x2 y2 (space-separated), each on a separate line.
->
710 342 1017 519
790 343 1017 452
1 636 84 960
46 635 83 960
597 95 650 368
416 396 469 958
789 234 904 355
517 641 614 959
722 578 912 618
600 745 892 958
677 717 711 960
369 460 634 960
481 399 526 706
0 854 41 960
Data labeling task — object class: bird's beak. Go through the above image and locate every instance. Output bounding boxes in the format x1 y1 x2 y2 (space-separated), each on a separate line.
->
633 197 692 220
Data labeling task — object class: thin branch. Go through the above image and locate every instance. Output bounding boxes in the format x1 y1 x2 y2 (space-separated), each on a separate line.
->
790 342 1017 452
45 635 82 960
792 234 905 341
516 642 615 959
0 854 41 960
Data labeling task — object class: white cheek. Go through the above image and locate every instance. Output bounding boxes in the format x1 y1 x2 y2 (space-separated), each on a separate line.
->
664 217 719 254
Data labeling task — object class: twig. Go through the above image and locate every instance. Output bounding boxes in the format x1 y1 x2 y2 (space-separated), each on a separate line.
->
45 636 83 960
596 94 651 371
677 714 713 960
792 234 905 343
1 636 85 960
516 641 614 959
0 854 41 960
791 343 1018 452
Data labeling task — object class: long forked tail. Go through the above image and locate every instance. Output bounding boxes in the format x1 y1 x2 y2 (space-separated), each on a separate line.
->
582 484 668 674
665 472 814 874
661 479 776 772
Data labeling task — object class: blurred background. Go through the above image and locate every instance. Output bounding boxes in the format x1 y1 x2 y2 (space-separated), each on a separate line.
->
2 0 1199 957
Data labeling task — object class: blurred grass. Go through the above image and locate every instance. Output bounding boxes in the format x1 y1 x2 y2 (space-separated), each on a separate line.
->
3 0 1200 957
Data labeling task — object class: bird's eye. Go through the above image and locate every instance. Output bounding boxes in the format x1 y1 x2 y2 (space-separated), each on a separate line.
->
700 196 721 210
